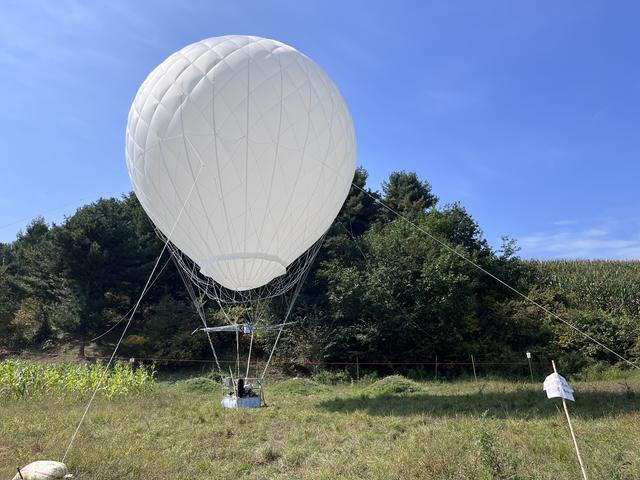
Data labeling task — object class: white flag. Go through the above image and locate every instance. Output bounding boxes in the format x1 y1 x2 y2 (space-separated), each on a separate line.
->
543 372 575 401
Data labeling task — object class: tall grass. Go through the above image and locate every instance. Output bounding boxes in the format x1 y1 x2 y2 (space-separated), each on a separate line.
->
530 259 640 316
0 359 155 400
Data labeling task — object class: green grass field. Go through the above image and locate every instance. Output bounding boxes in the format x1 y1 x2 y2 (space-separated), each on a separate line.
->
2 371 639 479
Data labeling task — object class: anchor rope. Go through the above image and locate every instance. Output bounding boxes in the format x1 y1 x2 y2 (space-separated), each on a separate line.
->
350 182 639 370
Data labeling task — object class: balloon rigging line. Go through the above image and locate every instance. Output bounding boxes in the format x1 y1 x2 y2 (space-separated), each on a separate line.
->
260 278 304 380
260 233 326 380
244 298 261 379
88 256 172 343
62 161 205 462
236 326 241 379
175 253 223 373
245 328 255 378
335 218 368 264
198 291 223 374
168 231 325 304
173 255 223 374
208 285 242 379
0 196 92 231
172 233 326 383
209 293 242 379
350 182 639 370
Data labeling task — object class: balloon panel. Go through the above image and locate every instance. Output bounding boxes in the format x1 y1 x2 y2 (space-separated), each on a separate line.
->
126 36 356 291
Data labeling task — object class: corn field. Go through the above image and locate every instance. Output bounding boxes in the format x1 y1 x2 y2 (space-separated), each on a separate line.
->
0 360 155 400
530 259 640 317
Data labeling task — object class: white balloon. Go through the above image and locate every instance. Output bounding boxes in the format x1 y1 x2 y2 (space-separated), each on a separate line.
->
126 36 356 291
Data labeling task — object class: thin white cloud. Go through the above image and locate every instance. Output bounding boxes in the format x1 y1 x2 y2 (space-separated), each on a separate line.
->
0 1 155 77
553 219 579 226
583 228 608 237
520 228 640 259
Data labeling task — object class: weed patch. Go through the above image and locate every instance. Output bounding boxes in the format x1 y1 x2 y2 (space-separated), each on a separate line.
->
270 378 328 396
364 375 421 395
178 376 218 393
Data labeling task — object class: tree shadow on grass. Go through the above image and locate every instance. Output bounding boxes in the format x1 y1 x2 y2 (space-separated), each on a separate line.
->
317 388 640 419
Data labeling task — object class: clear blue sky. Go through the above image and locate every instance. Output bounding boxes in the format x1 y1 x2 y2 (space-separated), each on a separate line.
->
1 0 638 258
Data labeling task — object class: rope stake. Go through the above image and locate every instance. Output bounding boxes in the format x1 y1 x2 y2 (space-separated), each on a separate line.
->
551 360 588 480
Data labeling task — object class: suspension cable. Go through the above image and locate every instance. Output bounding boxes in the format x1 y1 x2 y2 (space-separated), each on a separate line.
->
88 256 172 343
174 256 223 374
350 182 639 370
260 245 317 380
245 329 255 379
235 327 241 379
62 130 205 461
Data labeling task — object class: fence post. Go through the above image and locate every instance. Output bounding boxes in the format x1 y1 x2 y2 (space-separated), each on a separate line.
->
526 352 534 382
471 354 477 383
435 355 438 380
356 354 360 381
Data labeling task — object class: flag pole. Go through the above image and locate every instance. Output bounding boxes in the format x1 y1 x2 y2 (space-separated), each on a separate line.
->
552 360 588 480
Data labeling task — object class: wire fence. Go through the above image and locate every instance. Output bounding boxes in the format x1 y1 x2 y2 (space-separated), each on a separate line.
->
1 349 555 382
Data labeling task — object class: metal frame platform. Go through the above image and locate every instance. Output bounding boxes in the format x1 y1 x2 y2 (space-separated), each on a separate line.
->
221 376 264 409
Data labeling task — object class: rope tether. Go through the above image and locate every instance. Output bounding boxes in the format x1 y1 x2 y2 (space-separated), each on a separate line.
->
350 182 639 370
62 146 204 461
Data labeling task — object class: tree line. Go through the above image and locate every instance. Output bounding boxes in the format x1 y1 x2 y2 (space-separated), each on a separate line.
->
1 169 638 373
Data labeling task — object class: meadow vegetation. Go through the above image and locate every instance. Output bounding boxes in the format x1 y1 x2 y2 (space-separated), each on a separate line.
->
1 371 639 479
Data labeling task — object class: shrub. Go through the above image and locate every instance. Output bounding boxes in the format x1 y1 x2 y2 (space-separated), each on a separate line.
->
364 375 421 395
475 427 521 480
312 370 351 385
179 376 218 393
573 362 635 382
271 378 328 396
